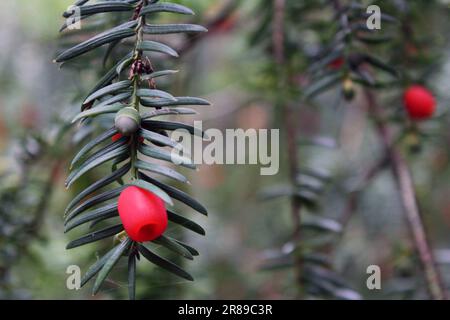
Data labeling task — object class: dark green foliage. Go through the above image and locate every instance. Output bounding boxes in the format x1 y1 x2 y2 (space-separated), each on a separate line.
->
56 0 210 298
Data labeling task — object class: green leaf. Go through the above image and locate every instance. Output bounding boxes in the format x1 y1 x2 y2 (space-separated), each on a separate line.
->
81 245 117 287
143 24 207 35
84 80 132 105
167 210 205 235
140 3 194 16
128 252 136 300
174 239 199 257
85 52 133 103
60 14 92 32
298 136 338 149
63 0 90 17
302 217 342 233
295 189 320 208
72 104 125 123
72 104 124 123
141 70 179 81
65 203 119 233
91 91 132 111
304 72 342 98
258 184 293 200
89 210 121 230
356 35 393 45
139 172 207 215
55 24 136 62
141 107 197 119
131 179 173 205
139 128 181 149
135 160 189 184
136 88 176 101
140 96 211 108
65 186 126 221
363 54 399 78
142 120 207 138
351 77 398 89
116 56 134 75
70 137 128 173
93 238 132 295
303 253 332 268
138 244 194 281
66 224 124 249
138 144 195 169
152 235 194 260
137 40 179 57
102 39 121 67
65 163 130 215
70 127 118 168
76 2 134 17
299 167 332 182
65 144 129 188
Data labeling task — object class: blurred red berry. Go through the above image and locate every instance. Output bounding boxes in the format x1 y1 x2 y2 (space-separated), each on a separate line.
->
403 85 436 120
118 186 168 242
329 57 345 70
112 133 123 142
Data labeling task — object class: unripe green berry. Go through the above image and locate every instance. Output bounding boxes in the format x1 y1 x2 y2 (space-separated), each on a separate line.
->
115 107 141 136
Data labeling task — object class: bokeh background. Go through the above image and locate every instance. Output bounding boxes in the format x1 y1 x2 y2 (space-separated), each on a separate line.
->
1 0 450 300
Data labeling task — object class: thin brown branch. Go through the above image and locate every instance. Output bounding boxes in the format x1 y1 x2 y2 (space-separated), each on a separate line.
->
339 155 389 227
364 89 448 300
272 0 303 295
273 0 285 65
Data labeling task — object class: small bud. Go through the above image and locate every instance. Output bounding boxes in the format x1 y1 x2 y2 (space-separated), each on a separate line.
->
115 107 141 136
343 78 355 101
405 132 422 154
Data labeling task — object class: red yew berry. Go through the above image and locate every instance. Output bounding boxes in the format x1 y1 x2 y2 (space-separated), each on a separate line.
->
112 133 144 143
403 85 436 120
112 133 123 142
329 57 345 70
118 186 168 242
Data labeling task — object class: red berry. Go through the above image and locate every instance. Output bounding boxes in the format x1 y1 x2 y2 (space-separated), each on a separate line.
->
403 85 436 120
329 57 345 70
118 186 168 242
112 133 144 143
112 133 123 142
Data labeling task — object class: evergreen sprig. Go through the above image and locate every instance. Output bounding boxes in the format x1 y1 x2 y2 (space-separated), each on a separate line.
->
305 0 399 99
55 0 210 298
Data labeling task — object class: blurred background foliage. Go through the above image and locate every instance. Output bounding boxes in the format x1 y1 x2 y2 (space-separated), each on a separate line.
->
1 0 450 299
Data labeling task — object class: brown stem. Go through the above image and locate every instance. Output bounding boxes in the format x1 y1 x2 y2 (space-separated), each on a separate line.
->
29 161 61 235
273 0 285 66
284 104 303 293
272 0 303 294
339 156 388 227
364 89 448 300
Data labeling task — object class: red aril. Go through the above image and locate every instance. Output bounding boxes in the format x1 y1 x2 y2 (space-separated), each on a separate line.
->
112 133 123 142
112 133 144 143
329 57 345 70
118 186 168 242
403 85 436 120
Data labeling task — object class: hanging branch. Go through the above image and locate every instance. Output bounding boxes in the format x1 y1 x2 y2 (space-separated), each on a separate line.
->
364 89 448 300
55 0 210 299
301 0 448 299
